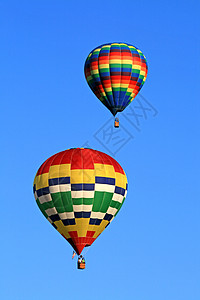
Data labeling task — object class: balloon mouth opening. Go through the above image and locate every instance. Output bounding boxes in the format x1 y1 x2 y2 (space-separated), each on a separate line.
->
110 107 124 116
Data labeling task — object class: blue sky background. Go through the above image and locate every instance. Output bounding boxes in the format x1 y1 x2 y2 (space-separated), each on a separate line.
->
1 1 200 299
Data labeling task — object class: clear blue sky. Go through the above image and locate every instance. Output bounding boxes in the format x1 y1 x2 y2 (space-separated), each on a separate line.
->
1 1 200 299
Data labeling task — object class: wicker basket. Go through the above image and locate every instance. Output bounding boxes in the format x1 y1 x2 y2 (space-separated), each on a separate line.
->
78 262 85 269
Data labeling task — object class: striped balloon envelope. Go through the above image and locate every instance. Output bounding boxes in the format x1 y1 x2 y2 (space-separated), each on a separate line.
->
33 148 128 256
84 42 148 116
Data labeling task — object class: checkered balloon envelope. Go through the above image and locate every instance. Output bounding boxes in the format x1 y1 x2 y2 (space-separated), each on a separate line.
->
33 148 128 256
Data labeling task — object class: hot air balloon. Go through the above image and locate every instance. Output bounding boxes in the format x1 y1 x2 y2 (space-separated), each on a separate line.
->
84 42 148 127
33 148 128 269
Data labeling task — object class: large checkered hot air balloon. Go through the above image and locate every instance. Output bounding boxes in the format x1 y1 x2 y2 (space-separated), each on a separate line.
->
84 42 148 127
33 148 128 269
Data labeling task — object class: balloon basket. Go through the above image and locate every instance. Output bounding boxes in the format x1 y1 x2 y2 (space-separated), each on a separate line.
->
114 118 119 128
77 262 85 270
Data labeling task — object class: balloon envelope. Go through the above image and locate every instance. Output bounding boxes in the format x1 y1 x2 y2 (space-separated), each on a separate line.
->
33 148 128 255
84 42 148 116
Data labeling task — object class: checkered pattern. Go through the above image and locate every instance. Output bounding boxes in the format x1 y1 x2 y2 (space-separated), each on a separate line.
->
33 148 128 255
84 42 148 116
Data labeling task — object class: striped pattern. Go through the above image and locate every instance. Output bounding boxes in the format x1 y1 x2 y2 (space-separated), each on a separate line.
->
84 42 148 116
33 148 128 255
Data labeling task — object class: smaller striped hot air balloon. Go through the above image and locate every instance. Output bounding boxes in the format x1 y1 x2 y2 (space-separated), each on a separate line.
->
33 148 128 269
84 42 148 127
